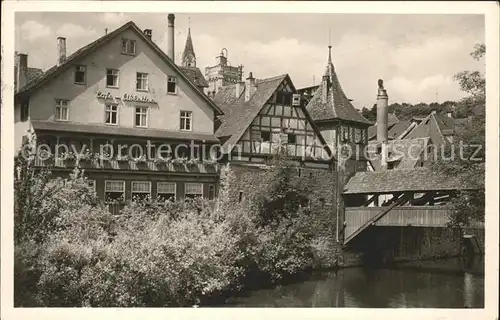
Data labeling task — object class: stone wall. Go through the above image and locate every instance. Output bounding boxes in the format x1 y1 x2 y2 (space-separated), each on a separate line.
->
229 163 342 268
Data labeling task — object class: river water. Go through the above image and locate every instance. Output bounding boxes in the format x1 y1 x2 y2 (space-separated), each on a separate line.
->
221 257 484 308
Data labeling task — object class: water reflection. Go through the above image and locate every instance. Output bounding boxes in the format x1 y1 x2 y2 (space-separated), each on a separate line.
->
222 258 484 308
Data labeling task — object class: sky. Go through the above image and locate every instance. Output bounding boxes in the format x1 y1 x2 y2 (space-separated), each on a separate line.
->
15 12 485 109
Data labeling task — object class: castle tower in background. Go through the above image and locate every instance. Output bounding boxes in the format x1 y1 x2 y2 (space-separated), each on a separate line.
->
205 48 243 95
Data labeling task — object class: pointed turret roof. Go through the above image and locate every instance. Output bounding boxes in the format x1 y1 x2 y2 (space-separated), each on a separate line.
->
182 28 196 65
306 46 372 126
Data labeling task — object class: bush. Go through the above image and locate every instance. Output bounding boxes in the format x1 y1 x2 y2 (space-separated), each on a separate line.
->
15 149 335 307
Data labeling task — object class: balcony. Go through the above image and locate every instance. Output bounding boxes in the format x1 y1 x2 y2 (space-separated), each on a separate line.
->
33 156 219 174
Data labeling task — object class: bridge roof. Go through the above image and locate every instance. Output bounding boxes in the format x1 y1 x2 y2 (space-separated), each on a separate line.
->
343 167 479 195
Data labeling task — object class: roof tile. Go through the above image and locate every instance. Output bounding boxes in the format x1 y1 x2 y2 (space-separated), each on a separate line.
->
344 167 477 194
306 54 372 126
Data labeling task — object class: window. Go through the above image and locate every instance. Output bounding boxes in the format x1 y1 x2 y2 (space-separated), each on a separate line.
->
354 128 362 144
104 180 125 203
55 99 69 121
288 133 297 144
136 72 149 91
180 111 192 131
121 38 136 55
105 104 118 125
131 181 151 200
167 76 177 94
342 126 350 142
74 65 86 84
185 182 203 199
135 107 148 127
106 69 119 88
208 184 215 200
157 182 176 201
261 131 271 142
20 101 29 122
238 191 243 203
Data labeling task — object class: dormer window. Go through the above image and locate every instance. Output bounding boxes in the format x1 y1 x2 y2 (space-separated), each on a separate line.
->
167 76 177 94
121 39 136 55
74 65 86 85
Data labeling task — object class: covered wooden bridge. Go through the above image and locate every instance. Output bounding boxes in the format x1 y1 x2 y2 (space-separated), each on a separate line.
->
341 168 482 246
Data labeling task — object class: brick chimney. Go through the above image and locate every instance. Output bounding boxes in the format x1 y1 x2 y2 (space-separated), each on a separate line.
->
57 37 67 66
376 79 389 169
167 14 175 62
245 72 256 102
15 53 28 92
143 29 152 41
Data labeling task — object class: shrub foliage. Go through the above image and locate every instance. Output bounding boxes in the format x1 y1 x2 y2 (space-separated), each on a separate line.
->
14 146 333 307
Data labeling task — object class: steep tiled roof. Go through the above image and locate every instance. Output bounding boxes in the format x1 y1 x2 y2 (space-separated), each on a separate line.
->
388 120 412 140
343 167 477 194
306 48 372 126
213 74 332 157
31 120 219 142
178 66 208 88
367 137 429 171
406 112 446 146
212 84 240 114
214 75 287 153
14 67 44 91
15 21 221 115
368 114 404 140
27 67 44 83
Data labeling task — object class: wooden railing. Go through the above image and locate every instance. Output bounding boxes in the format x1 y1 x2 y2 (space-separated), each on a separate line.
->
344 205 484 245
33 157 220 174
344 195 411 245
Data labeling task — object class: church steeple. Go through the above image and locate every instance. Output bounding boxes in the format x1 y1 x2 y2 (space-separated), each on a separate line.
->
182 22 196 67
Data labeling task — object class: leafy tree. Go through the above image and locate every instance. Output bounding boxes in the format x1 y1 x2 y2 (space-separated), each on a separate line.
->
434 43 485 227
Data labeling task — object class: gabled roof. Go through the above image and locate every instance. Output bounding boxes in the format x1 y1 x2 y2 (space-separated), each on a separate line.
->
405 112 447 146
214 74 288 153
31 120 219 142
367 137 429 171
178 66 208 88
343 167 477 195
15 21 221 115
213 74 333 158
306 47 372 126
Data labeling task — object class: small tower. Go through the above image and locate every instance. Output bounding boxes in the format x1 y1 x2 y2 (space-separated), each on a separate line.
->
181 26 196 67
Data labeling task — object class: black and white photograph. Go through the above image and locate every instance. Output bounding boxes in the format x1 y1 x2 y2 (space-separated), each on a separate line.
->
1 1 499 319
